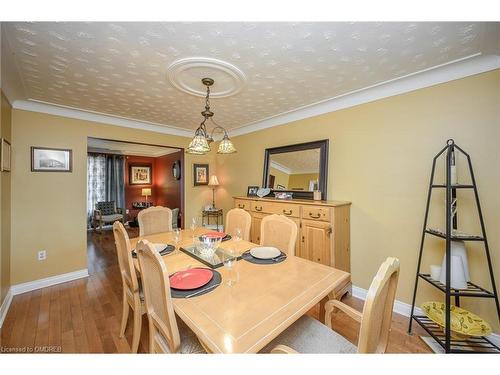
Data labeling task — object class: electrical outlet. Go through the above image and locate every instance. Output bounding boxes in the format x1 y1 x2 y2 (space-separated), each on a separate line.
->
38 250 47 261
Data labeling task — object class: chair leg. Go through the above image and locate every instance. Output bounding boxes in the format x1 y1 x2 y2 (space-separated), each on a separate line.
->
131 307 142 353
119 291 129 338
148 318 156 354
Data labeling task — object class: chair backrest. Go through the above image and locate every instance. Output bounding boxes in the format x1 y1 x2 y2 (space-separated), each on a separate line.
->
225 208 252 241
357 257 400 353
138 206 173 236
97 201 116 215
113 221 140 299
260 214 298 255
136 239 180 353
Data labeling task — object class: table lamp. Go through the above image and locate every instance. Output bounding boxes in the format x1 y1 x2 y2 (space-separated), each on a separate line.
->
141 188 151 204
208 175 219 209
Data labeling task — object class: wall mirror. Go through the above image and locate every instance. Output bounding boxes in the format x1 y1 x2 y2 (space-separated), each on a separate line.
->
262 139 329 200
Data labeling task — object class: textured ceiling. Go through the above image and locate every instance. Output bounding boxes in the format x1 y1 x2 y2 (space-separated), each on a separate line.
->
87 137 180 157
3 22 490 131
271 149 320 174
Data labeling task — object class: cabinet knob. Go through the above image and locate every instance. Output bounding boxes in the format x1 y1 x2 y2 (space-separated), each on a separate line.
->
283 209 292 215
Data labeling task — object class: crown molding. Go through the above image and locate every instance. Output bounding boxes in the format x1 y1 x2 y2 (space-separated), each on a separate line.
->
270 161 292 175
229 53 500 137
12 99 194 138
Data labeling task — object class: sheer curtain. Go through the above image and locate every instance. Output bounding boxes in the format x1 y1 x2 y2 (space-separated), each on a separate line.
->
87 154 106 226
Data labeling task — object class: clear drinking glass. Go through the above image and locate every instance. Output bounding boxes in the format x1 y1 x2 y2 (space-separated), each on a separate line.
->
234 228 242 242
190 217 199 238
172 228 181 250
223 248 239 287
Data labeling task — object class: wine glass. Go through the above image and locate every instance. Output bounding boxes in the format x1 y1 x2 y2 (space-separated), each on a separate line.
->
223 247 239 287
234 228 242 242
190 217 199 238
172 228 181 251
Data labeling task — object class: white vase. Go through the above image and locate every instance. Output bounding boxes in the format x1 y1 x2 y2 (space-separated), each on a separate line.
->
439 240 470 285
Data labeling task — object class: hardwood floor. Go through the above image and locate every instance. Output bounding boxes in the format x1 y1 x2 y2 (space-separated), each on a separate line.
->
0 226 430 353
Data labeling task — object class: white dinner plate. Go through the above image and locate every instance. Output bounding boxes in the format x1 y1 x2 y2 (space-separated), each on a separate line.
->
250 246 281 260
154 243 169 252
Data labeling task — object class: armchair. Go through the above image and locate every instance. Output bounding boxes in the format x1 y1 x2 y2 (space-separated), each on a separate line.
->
93 201 125 232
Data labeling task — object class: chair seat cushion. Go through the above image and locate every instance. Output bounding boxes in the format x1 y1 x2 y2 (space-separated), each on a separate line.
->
261 315 357 354
157 317 206 354
101 214 123 222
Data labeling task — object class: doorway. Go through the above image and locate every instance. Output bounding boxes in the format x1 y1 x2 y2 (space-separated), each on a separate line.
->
86 137 184 274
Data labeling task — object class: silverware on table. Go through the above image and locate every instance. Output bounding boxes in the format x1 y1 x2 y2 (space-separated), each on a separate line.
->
272 255 287 262
184 283 221 298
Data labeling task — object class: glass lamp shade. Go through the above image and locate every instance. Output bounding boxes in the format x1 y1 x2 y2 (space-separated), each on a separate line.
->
217 135 237 154
187 133 210 154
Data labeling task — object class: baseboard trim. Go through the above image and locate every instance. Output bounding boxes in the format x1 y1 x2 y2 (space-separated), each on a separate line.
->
10 269 89 296
351 284 500 348
0 288 13 328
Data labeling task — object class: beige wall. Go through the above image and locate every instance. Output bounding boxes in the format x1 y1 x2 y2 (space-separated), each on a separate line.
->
268 166 290 189
288 173 319 191
217 69 500 331
0 91 12 305
10 109 216 285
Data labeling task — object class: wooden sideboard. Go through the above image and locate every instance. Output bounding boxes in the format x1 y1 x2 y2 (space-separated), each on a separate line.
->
233 196 352 296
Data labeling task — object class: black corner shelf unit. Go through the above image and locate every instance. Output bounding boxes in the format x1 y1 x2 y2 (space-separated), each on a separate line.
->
408 139 500 353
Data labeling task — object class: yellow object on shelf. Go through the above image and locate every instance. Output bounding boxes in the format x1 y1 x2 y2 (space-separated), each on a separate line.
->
421 301 492 337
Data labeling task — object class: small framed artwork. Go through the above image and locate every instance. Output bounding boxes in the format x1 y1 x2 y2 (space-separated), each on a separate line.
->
193 163 209 186
276 184 286 190
31 146 72 172
1 138 11 172
129 164 152 185
247 186 259 197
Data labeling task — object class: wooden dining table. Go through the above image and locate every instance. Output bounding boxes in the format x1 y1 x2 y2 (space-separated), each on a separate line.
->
130 228 351 353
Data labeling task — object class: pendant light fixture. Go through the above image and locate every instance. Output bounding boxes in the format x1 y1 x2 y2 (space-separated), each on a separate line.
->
186 78 237 155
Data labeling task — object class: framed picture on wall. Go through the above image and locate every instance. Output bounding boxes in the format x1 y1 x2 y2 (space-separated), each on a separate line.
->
1 138 11 172
31 146 72 172
193 163 209 186
129 164 152 185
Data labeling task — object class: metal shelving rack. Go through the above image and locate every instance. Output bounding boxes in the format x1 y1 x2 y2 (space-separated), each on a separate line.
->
408 139 500 353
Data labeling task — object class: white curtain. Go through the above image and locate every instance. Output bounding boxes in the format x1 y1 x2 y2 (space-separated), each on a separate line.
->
87 154 106 226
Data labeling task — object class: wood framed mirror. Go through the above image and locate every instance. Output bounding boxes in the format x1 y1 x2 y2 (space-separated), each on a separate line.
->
262 139 329 200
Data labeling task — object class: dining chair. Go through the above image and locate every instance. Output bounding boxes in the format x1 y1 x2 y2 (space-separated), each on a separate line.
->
260 214 298 255
113 221 145 353
138 206 173 236
264 257 400 354
135 239 206 354
225 208 252 241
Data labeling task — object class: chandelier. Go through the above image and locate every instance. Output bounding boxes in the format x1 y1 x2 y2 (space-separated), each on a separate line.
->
186 78 237 155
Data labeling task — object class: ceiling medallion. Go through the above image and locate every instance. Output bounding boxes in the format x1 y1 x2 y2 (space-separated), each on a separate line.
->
167 57 247 98
186 78 236 155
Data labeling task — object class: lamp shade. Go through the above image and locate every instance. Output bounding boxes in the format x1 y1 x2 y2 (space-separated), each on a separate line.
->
208 175 219 187
141 188 152 197
217 134 237 154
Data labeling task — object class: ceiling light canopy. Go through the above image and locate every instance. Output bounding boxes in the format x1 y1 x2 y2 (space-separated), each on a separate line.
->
186 78 236 155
